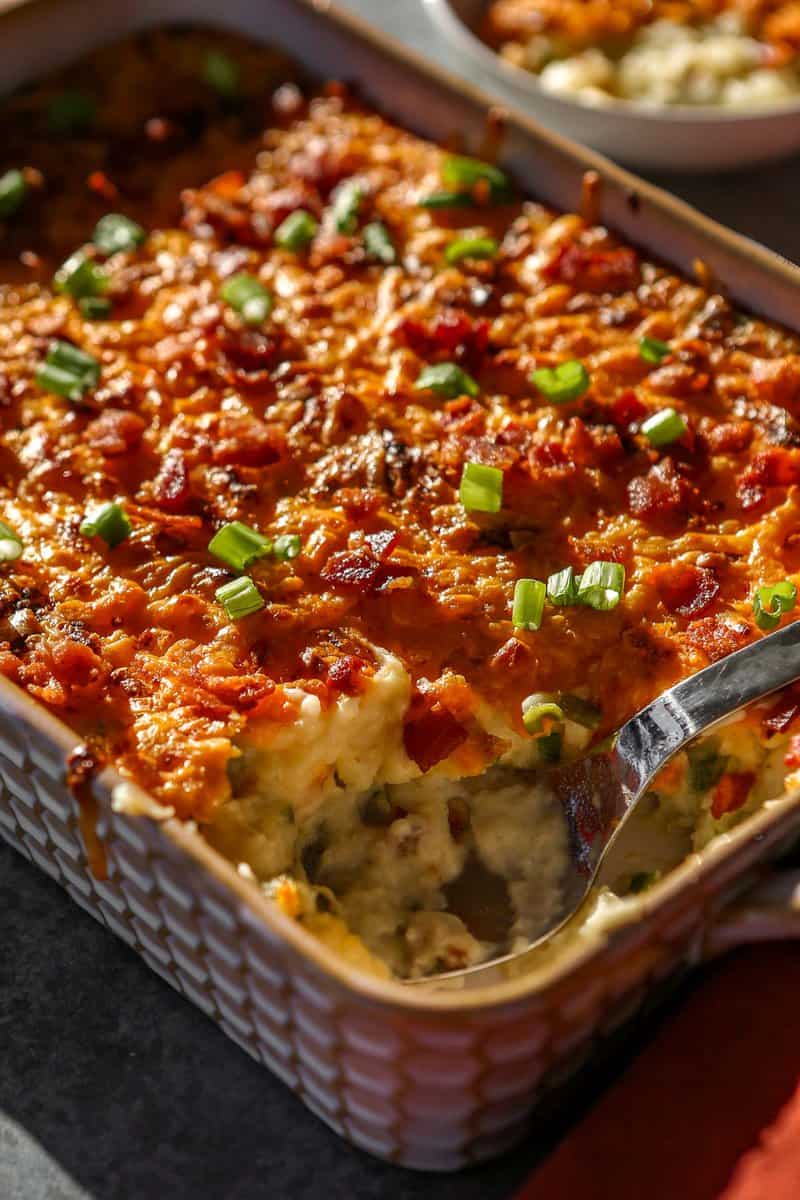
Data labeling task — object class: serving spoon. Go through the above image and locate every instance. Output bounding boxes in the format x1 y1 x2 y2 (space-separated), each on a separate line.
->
419 619 800 983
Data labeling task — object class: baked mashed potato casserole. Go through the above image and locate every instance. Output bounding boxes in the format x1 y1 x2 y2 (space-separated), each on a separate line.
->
483 1 800 107
3 28 800 979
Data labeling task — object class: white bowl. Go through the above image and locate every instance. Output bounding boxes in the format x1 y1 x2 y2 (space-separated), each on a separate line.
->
425 0 800 171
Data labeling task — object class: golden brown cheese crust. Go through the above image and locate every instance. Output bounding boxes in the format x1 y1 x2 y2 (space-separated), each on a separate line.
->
2 29 800 818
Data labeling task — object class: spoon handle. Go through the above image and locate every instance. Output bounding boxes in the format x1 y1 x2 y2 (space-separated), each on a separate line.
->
614 619 800 802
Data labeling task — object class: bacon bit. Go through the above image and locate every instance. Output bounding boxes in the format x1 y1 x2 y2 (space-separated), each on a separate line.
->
752 354 800 409
654 563 720 617
490 637 530 670
627 459 692 523
321 538 412 595
403 695 468 773
711 771 755 819
210 170 246 200
337 487 382 518
212 415 284 468
784 733 800 769
87 171 118 201
544 242 640 294
152 448 190 512
253 181 321 227
763 685 800 737
610 389 647 430
326 654 367 695
531 440 568 468
707 421 753 454
198 672 274 711
737 448 800 510
364 529 399 560
397 308 489 366
50 639 107 696
685 615 751 663
85 409 146 456
440 397 487 436
564 416 624 469
219 327 281 375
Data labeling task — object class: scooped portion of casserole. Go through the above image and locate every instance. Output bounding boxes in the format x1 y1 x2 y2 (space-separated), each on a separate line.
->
2 28 800 978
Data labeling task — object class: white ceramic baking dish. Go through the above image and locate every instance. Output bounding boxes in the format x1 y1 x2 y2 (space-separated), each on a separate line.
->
425 0 800 170
4 0 800 1173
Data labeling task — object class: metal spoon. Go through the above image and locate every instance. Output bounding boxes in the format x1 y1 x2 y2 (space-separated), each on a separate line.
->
420 619 800 983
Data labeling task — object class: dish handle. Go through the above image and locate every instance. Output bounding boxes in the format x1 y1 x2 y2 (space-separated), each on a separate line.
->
704 867 800 958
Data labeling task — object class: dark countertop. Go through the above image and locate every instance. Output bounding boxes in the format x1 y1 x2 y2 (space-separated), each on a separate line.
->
4 3 800 1198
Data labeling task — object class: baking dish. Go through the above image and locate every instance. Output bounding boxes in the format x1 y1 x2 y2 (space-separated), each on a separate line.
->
5 0 800 1172
425 0 800 170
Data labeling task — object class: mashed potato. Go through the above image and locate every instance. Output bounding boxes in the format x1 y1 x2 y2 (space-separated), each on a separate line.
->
518 16 800 108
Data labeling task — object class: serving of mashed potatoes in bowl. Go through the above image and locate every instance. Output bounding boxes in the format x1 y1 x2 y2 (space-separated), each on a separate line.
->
426 0 800 169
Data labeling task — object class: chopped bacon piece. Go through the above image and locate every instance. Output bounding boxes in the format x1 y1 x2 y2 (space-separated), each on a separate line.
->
219 328 282 374
364 529 399 560
544 242 640 294
87 170 118 201
326 654 367 695
711 771 755 819
763 685 800 737
564 417 625 469
212 415 284 468
609 389 647 430
152 448 190 512
707 421 753 454
736 447 800 510
490 637 530 670
685 615 751 663
322 547 382 593
654 563 720 617
627 459 692 523
403 695 468 772
86 409 146 456
397 308 489 366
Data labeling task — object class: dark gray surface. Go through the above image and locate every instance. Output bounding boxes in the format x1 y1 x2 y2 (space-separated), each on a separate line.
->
4 3 800 1198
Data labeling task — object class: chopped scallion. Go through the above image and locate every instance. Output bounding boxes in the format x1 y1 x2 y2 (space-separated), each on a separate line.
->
54 251 108 299
512 578 546 631
216 576 265 620
537 730 563 762
79 295 112 320
0 520 23 563
273 533 302 562
753 579 797 631
417 190 475 210
414 362 479 399
363 221 396 265
93 213 146 256
547 566 579 606
531 360 590 404
459 461 503 513
0 169 26 219
274 209 318 251
640 407 687 448
205 50 240 98
576 561 625 611
522 693 565 736
220 273 273 325
441 154 510 198
331 177 364 234
80 501 131 548
36 340 100 400
208 521 272 572
639 336 671 365
445 236 498 265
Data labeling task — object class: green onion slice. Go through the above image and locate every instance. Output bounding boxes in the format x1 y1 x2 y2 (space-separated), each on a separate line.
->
640 407 687 448
208 521 272 572
36 340 100 401
547 566 579 606
54 251 108 299
415 362 479 399
0 520 23 563
576 561 626 611
538 730 563 762
753 579 797 631
445 236 498 266
80 501 132 548
274 209 318 251
48 89 94 135
459 461 503 513
639 336 671 365
216 576 265 620
220 273 273 325
331 178 364 234
272 533 302 562
531 360 590 404
205 50 240 97
0 169 26 219
363 221 396 265
512 578 546 631
522 693 565 736
417 190 475 210
79 296 112 320
441 154 510 197
93 213 146 256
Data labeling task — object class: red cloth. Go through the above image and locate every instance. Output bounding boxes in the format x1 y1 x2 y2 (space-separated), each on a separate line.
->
518 944 800 1200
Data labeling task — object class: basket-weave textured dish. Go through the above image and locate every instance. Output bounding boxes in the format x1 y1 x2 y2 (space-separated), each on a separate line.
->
5 0 800 1171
